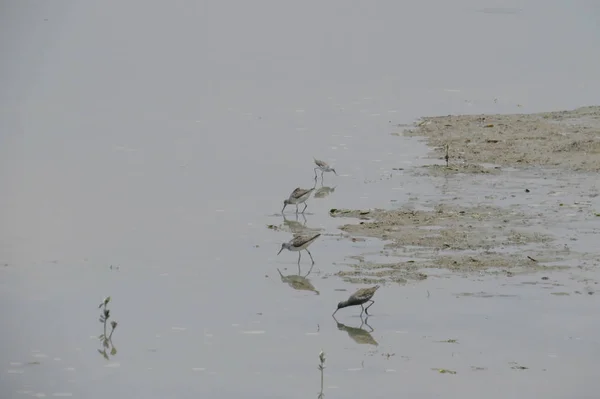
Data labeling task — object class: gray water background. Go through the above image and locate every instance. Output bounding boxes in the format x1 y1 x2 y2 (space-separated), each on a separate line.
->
2 1 600 398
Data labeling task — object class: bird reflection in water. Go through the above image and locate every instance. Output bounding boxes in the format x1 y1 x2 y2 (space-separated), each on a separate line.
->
313 176 337 199
282 213 308 235
332 315 378 346
282 212 323 240
277 266 319 295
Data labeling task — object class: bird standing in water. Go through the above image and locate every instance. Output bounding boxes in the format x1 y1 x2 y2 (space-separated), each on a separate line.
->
282 187 314 214
313 158 337 181
332 285 380 316
277 233 321 266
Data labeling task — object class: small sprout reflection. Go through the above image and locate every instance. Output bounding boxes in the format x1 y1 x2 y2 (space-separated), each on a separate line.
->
318 350 326 399
98 296 118 359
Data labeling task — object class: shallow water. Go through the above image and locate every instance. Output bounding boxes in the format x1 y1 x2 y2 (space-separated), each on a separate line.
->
2 1 600 398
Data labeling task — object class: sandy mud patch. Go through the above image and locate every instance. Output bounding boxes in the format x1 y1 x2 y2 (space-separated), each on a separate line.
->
332 106 600 284
403 105 600 173
330 205 571 284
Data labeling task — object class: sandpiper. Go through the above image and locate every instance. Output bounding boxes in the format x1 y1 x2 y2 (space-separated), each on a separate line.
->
332 285 380 317
282 187 314 214
314 158 337 181
277 233 321 265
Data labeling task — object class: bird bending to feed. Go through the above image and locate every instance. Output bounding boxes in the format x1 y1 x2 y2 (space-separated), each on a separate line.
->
313 158 337 181
333 285 380 317
277 233 321 265
282 187 314 214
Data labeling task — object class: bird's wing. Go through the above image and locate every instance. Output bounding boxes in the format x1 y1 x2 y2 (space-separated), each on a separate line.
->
291 187 313 198
314 158 327 167
354 286 379 300
291 233 320 247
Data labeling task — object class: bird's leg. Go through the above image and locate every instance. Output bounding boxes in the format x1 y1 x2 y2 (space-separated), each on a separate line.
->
295 204 299 214
298 262 301 275
301 203 308 213
297 252 302 265
314 168 319 180
365 300 375 315
359 304 364 317
305 262 314 277
306 249 315 265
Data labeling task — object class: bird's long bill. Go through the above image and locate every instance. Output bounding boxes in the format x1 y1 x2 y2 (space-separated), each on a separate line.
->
281 204 286 214
277 246 284 255
333 169 338 175
332 308 338 316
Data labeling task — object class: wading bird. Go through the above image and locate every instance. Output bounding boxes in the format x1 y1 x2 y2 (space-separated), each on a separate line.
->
313 158 337 181
282 187 315 214
332 285 380 317
277 233 320 265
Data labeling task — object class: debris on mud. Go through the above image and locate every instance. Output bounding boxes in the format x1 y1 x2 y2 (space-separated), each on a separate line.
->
335 256 428 284
418 163 501 176
436 339 458 344
509 362 529 370
432 368 457 374
330 106 600 286
330 203 575 283
334 204 552 252
330 208 373 218
431 253 560 274
403 106 600 172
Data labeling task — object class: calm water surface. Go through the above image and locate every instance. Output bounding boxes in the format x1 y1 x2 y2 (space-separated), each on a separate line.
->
2 1 600 398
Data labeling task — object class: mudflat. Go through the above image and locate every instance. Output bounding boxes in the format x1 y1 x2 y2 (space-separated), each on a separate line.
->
407 105 600 174
332 106 600 285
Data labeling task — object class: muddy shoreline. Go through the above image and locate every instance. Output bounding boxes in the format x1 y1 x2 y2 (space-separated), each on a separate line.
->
333 106 600 284
406 105 600 174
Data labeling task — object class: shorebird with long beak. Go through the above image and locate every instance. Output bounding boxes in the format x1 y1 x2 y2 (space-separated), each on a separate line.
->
313 158 337 181
281 187 314 214
277 233 321 265
332 285 380 317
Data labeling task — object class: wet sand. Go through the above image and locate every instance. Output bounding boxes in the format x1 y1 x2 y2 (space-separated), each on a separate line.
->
332 106 600 284
407 105 600 173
